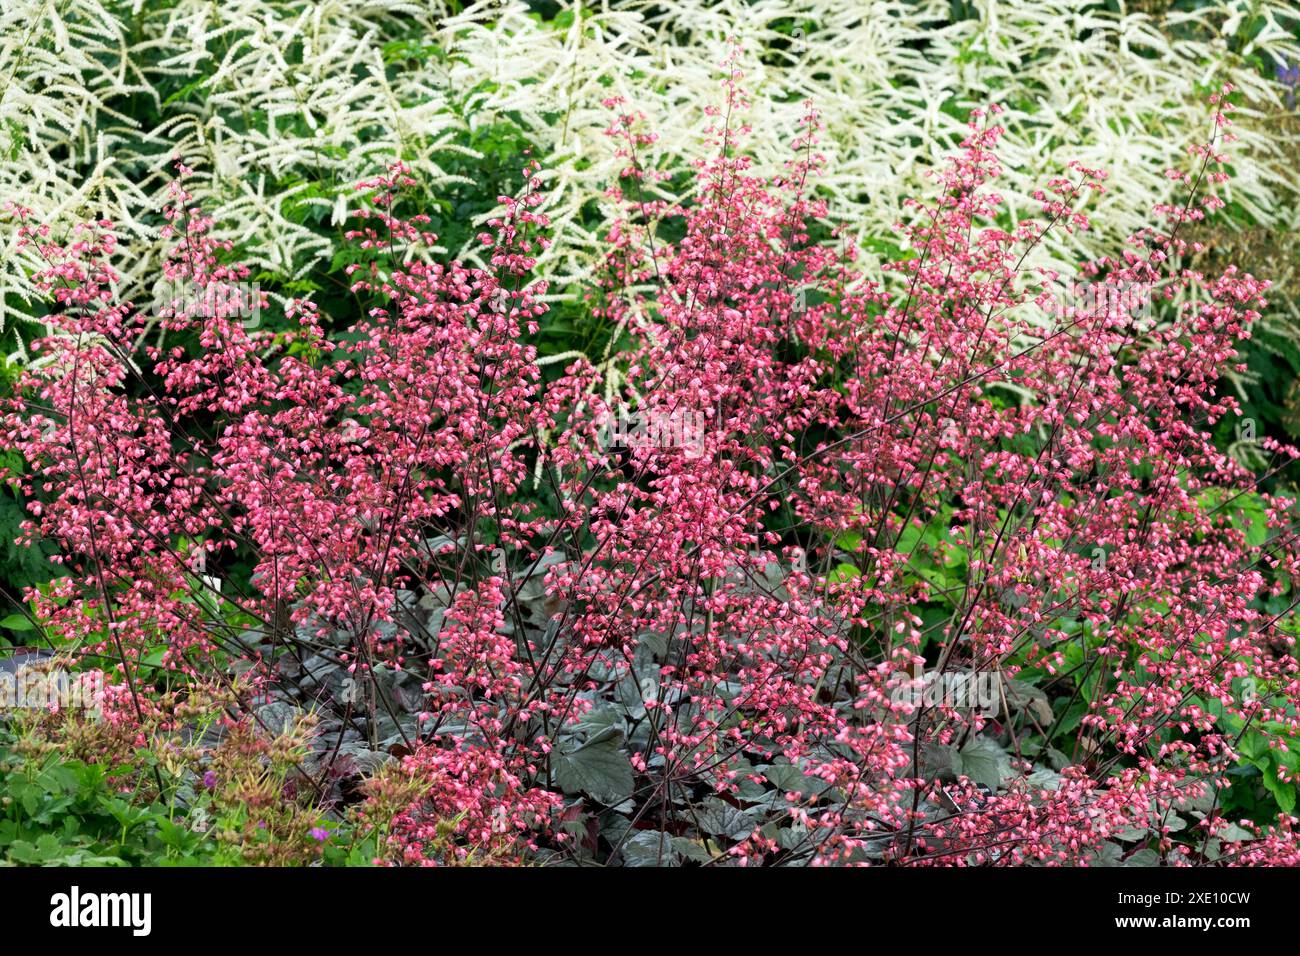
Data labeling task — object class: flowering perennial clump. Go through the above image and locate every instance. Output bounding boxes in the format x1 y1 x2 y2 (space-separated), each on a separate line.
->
5 0 1300 355
4 80 1300 866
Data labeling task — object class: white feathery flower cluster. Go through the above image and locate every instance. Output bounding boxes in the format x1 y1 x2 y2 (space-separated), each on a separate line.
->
2 0 1297 360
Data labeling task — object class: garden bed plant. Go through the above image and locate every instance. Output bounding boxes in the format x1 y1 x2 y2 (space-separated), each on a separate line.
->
2 69 1298 866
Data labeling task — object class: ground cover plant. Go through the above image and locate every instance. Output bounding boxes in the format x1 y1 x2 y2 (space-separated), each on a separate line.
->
2 59 1299 868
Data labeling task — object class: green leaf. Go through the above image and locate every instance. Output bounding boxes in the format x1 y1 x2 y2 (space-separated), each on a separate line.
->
0 614 34 631
553 735 634 805
1122 848 1161 867
1261 769 1296 815
763 761 832 796
952 736 1011 791
671 837 715 864
1218 822 1254 842
621 830 678 866
827 563 860 584
696 799 758 840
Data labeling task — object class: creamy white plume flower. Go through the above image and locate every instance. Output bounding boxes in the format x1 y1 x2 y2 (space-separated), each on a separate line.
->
2 0 1297 365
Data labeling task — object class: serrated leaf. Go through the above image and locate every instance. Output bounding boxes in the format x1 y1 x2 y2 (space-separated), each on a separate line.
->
1123 848 1161 867
1218 822 1254 842
553 735 634 805
827 563 860 583
621 830 677 866
763 762 831 796
1261 770 1296 814
671 836 714 863
696 799 758 840
952 736 1011 791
